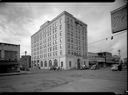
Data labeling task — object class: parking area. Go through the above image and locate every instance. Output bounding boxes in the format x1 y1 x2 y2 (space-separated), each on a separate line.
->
0 67 127 94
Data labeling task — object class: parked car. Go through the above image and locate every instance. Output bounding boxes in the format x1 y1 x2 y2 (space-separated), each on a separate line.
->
111 64 118 71
50 65 62 70
90 64 97 70
50 65 57 70
80 64 89 70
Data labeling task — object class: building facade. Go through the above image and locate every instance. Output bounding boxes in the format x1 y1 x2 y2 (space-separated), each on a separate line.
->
88 52 105 67
0 42 20 73
20 55 31 71
88 52 105 63
98 52 114 66
31 11 88 70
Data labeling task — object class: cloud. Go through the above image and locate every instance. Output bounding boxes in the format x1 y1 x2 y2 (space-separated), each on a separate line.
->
0 4 32 37
0 2 127 58
0 3 34 56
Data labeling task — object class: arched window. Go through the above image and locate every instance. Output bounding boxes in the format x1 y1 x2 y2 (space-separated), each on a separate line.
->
49 60 52 67
69 61 72 67
44 61 47 67
54 59 58 67
41 61 43 67
61 61 63 67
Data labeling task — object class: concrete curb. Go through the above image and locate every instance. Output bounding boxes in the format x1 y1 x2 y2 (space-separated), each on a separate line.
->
0 72 31 77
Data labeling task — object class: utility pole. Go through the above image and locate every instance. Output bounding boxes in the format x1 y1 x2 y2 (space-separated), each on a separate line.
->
104 52 106 68
118 50 121 57
118 49 121 64
25 51 27 56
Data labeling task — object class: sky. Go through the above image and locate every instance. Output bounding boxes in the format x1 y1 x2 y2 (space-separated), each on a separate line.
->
0 0 127 58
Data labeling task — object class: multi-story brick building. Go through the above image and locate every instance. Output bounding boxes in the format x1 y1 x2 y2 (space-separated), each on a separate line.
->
0 42 20 73
31 11 88 70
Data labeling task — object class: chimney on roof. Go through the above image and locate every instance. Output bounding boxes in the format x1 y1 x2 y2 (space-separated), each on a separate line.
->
40 21 50 29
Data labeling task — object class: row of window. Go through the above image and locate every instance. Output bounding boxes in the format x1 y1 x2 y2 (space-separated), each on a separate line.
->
67 17 86 32
32 22 62 44
32 44 85 57
32 28 86 50
32 41 63 54
32 49 63 59
32 32 63 50
67 32 86 40
48 51 58 57
47 33 58 41
32 60 63 68
33 60 72 69
32 33 63 50
48 45 57 52
32 16 86 44
33 60 72 68
67 44 81 51
67 38 82 44
67 50 82 56
32 44 85 56
32 34 57 46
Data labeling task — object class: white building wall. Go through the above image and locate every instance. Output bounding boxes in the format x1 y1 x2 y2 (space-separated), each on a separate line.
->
31 11 88 70
59 56 66 69
66 56 76 69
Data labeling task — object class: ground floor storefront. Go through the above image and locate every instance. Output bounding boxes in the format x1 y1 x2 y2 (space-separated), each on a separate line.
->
31 56 88 70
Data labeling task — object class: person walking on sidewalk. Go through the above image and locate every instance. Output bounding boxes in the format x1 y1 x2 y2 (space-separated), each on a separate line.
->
118 59 123 71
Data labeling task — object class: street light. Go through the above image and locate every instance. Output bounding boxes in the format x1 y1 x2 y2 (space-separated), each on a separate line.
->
118 50 121 57
25 51 27 56
104 52 106 67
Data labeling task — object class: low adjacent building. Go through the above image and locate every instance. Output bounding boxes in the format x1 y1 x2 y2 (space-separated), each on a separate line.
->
0 42 20 73
98 52 114 67
88 52 117 68
88 52 105 68
20 55 31 71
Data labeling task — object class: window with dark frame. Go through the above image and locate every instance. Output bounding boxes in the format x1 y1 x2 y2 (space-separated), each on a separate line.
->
69 61 71 67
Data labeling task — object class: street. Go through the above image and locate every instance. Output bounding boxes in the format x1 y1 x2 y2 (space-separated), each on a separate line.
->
0 68 127 94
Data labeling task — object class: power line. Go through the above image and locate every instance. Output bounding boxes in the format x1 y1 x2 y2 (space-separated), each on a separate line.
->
88 30 127 53
88 30 126 46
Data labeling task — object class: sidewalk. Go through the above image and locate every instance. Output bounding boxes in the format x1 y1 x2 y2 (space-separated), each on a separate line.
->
0 71 31 76
0 69 50 77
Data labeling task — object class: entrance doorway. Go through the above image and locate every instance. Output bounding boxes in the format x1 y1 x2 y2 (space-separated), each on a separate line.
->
77 59 81 69
49 60 52 67
54 59 58 67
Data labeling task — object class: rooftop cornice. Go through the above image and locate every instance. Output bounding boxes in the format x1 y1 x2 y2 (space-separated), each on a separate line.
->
0 42 20 46
31 11 87 37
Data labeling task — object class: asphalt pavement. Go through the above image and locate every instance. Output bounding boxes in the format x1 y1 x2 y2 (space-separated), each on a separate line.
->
0 67 127 94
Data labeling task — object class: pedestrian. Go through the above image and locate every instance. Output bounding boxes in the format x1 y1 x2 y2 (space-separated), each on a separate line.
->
118 59 123 71
96 62 99 69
